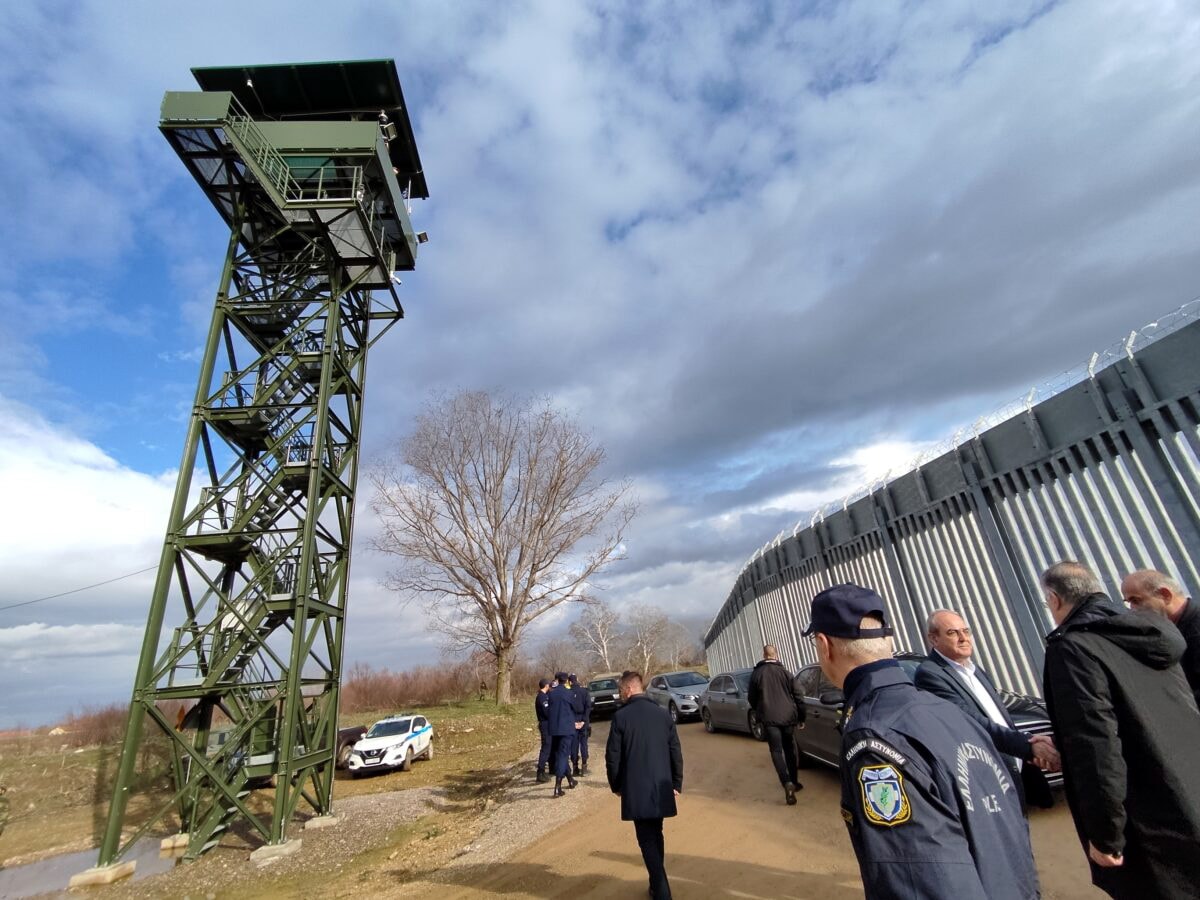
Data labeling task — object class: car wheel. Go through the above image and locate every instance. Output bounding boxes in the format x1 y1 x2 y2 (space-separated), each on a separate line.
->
702 708 716 733
400 746 414 772
422 742 434 761
337 743 353 768
748 710 766 742
668 702 679 724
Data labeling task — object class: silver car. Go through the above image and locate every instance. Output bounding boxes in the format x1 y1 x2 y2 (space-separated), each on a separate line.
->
645 670 710 723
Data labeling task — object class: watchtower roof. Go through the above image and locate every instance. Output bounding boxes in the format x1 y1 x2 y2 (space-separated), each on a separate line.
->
192 59 428 199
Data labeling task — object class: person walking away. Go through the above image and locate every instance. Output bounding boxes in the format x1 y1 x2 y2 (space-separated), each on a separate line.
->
748 644 805 804
534 678 552 783
807 583 1039 900
546 671 582 797
1042 560 1200 900
605 670 683 900
569 672 593 775
914 609 1059 809
1121 568 1200 705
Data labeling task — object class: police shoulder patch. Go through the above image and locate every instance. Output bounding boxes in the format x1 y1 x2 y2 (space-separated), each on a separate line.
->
858 764 911 827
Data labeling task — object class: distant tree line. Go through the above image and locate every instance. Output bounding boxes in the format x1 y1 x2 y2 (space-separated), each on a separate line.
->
534 601 706 680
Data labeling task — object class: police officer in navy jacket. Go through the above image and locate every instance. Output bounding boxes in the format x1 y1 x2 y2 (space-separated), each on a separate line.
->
534 678 552 783
569 672 593 775
805 584 1040 900
546 671 582 796
605 670 683 900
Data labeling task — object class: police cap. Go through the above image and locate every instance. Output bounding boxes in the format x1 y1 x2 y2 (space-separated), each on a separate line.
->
802 583 895 638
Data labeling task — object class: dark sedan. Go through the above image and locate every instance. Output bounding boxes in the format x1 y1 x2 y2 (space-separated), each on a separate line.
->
699 669 766 740
793 653 1061 794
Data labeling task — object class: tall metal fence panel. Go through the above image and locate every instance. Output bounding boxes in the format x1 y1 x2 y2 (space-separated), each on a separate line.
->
704 307 1200 696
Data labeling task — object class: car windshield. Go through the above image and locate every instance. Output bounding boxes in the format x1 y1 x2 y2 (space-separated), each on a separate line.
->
894 657 922 680
735 672 751 692
590 679 618 691
665 672 708 688
367 719 412 738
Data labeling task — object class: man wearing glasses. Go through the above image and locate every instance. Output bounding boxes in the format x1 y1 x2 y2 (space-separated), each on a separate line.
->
914 610 1059 809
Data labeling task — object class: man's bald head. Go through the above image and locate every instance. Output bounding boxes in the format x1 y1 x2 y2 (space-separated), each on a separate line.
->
1122 569 1189 622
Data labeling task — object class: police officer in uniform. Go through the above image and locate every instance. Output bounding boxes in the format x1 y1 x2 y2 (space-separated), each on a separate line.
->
805 584 1040 900
534 678 552 783
546 671 582 797
569 672 593 776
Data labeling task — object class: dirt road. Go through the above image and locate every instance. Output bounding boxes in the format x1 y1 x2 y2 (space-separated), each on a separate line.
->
406 719 1102 899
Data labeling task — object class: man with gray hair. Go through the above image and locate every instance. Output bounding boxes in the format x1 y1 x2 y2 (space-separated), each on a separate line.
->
807 583 1038 900
1042 560 1200 899
914 609 1058 809
1121 568 1200 704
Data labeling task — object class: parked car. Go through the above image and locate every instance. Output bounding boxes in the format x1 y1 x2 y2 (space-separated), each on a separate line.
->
336 724 368 768
699 668 765 740
346 713 433 777
792 653 1062 791
645 670 710 723
587 674 622 719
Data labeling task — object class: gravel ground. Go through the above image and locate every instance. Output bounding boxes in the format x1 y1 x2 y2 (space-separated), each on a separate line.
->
47 733 609 899
84 786 446 900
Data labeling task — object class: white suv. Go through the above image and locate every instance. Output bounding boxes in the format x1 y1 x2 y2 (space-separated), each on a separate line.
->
347 713 433 776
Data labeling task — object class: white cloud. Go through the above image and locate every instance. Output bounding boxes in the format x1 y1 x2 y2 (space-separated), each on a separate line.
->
0 394 174 579
3 0 1199 723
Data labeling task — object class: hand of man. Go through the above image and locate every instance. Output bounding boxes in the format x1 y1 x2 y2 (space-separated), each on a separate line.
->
575 721 584 730
1030 734 1061 772
1088 843 1123 868
673 790 680 797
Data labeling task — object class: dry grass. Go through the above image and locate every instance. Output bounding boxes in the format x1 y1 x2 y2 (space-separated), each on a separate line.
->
340 659 546 712
0 694 544 868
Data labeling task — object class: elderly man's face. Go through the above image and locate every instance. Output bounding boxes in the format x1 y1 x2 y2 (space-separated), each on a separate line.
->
1121 577 1171 617
929 612 973 663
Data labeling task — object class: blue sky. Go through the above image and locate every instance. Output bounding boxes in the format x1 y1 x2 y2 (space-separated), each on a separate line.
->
1 0 1199 728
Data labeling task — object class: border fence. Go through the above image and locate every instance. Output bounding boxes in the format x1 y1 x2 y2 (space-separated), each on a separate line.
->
704 302 1200 695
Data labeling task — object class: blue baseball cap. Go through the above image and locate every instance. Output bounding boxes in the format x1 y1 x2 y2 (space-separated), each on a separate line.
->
802 584 895 639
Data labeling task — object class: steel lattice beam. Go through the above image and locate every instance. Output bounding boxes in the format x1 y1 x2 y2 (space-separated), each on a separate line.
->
96 61 426 868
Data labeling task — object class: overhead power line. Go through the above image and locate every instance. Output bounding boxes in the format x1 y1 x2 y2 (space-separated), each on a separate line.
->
0 565 158 613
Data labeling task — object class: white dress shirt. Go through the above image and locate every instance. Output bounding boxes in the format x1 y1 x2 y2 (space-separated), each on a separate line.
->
934 649 1021 769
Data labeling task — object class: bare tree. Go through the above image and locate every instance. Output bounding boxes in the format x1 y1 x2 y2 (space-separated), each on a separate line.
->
661 620 702 669
569 601 622 672
623 604 671 675
533 638 587 683
370 391 636 703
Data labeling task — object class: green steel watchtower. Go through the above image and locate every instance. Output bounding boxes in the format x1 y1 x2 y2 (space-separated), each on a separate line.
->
96 60 428 870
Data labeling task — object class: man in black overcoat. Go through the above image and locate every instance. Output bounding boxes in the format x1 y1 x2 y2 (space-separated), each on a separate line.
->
1042 560 1200 900
1121 568 1200 705
605 670 683 900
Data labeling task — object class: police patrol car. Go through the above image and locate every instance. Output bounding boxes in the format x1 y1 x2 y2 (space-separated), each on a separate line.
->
346 713 433 776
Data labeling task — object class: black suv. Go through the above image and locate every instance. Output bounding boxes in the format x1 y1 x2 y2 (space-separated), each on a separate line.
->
587 675 622 718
